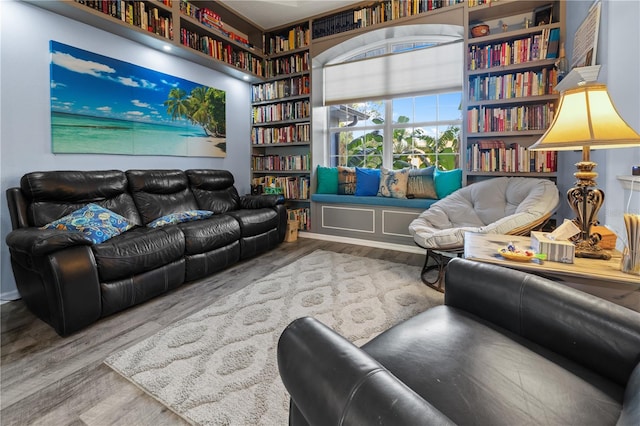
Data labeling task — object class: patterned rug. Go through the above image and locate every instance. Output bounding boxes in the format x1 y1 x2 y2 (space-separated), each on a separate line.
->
105 249 443 425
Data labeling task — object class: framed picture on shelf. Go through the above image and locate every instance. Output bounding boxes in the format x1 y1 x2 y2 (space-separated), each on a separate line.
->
533 4 553 26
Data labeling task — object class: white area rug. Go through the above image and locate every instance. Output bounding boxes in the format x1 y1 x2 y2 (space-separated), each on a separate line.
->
105 250 443 425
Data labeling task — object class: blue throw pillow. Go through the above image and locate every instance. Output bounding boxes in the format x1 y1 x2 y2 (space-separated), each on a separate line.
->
316 166 338 194
147 210 214 228
41 203 133 244
434 168 463 199
355 167 381 196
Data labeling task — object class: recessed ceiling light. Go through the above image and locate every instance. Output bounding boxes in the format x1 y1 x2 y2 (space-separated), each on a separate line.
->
163 45 172 51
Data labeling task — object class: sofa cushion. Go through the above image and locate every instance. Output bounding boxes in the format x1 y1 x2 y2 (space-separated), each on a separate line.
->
186 169 241 213
41 203 133 244
127 169 199 224
226 208 279 238
147 210 214 228
20 170 142 227
362 306 624 426
91 225 185 282
178 215 241 255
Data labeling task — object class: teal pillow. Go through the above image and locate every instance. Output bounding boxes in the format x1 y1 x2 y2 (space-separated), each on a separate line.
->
407 166 437 199
355 167 380 196
434 168 463 199
316 166 338 194
41 203 133 244
147 210 214 228
378 167 410 198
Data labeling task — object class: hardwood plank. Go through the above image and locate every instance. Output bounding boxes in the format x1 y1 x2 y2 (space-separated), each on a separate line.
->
0 238 428 424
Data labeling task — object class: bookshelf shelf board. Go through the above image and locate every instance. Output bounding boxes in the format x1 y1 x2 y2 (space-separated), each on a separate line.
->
468 59 558 76
265 46 310 59
262 70 310 83
252 94 310 106
252 141 311 147
252 118 311 127
468 94 558 108
283 198 311 203
467 22 561 47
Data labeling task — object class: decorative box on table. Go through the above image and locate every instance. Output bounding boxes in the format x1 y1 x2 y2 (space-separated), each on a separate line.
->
531 231 575 264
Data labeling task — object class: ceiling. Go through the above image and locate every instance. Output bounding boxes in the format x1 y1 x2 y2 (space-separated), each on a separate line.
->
219 0 363 30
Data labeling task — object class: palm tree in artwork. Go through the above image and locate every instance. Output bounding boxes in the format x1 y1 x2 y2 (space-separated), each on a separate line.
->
164 88 189 120
164 86 225 138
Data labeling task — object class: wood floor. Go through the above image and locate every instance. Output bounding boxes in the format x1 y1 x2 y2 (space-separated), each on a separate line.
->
0 238 426 426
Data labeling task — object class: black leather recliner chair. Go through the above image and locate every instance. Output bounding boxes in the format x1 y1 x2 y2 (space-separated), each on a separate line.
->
278 258 640 425
5 169 286 336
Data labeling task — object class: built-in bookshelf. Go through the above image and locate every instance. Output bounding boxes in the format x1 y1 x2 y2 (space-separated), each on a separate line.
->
252 22 312 231
463 0 564 184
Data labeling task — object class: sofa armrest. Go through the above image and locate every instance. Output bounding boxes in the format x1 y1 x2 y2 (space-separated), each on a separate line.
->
445 258 640 387
6 228 93 256
240 194 284 209
278 317 454 426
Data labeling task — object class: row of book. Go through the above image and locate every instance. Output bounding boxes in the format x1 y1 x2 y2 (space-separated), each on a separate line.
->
179 0 252 48
264 26 311 56
288 208 311 231
180 30 263 75
251 176 310 201
263 52 310 79
466 140 557 173
252 154 311 172
311 1 464 39
252 100 310 124
468 68 558 102
252 76 310 103
76 1 173 39
251 124 310 145
468 28 561 70
467 103 555 133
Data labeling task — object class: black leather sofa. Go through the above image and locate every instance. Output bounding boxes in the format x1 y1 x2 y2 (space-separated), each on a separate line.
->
278 258 640 426
5 169 286 336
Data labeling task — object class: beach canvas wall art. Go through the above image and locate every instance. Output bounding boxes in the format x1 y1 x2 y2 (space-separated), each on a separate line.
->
49 41 226 157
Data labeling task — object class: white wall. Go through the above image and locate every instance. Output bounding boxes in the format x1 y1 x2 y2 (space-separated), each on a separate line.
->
0 1 252 300
561 0 640 247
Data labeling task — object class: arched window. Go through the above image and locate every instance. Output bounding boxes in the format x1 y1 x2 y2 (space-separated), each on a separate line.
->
315 24 464 170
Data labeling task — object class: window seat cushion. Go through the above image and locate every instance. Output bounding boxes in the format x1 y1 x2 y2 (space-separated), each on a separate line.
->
311 194 437 209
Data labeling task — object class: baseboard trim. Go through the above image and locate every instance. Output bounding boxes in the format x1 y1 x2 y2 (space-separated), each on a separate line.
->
299 232 424 255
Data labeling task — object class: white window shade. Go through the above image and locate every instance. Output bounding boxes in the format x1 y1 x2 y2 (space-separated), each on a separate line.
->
323 41 463 105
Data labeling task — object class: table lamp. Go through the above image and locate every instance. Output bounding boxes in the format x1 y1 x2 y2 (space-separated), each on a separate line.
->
529 82 640 259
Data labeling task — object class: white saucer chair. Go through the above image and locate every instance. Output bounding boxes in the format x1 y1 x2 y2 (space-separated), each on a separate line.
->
409 177 559 292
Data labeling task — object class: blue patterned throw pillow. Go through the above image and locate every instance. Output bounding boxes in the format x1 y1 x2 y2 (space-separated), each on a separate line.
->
147 210 214 228
41 203 133 244
377 167 410 198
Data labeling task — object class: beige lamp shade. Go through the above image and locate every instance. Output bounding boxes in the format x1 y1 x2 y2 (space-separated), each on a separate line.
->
529 83 640 151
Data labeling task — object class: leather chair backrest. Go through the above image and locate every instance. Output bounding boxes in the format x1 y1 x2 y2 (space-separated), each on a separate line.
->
186 169 241 213
20 170 142 227
126 169 198 225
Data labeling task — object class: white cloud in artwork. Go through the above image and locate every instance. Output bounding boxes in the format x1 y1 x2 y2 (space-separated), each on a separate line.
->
50 80 66 89
161 79 180 88
97 106 112 112
132 100 150 108
52 51 115 77
125 111 145 116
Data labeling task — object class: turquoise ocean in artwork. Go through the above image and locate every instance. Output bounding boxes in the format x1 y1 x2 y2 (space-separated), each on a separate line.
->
51 112 223 157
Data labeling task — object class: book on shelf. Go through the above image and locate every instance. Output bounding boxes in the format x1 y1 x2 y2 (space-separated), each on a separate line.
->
467 103 555 133
466 140 557 173
287 207 311 231
468 68 558 101
251 123 310 145
251 154 311 172
252 100 310 124
252 176 310 201
252 76 310 102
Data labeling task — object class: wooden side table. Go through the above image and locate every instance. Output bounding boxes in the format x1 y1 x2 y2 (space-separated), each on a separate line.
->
463 232 640 312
